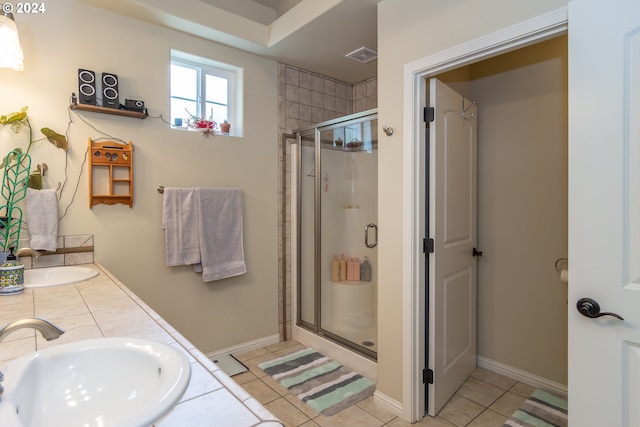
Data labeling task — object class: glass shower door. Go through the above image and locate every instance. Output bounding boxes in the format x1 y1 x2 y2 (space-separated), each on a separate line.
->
319 117 378 358
296 110 378 360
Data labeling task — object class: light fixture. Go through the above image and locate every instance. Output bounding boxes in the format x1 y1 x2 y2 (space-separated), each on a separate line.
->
0 8 24 71
345 46 377 64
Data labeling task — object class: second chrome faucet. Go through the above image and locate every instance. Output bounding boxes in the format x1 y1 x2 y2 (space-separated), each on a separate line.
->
0 318 65 395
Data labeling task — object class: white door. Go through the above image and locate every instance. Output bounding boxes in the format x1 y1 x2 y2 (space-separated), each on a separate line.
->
569 1 640 425
427 78 477 415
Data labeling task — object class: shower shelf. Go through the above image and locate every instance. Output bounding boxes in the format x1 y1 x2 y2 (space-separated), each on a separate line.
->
319 139 378 151
331 280 372 285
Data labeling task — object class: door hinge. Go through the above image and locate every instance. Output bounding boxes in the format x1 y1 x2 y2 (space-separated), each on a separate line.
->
423 368 434 384
423 238 434 254
424 107 435 123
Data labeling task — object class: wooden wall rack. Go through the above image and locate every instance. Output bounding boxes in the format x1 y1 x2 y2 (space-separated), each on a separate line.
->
88 139 134 207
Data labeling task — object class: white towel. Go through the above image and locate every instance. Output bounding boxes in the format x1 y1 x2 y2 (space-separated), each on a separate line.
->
162 187 246 282
196 188 246 281
26 188 58 252
162 187 201 266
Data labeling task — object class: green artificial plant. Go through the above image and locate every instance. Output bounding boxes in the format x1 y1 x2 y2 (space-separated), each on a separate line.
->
0 106 68 252
0 106 68 187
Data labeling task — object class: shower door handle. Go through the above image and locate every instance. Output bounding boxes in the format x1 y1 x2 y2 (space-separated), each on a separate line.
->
365 223 378 248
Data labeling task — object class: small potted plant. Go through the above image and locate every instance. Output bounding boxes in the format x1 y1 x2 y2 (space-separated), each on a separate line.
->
219 120 230 134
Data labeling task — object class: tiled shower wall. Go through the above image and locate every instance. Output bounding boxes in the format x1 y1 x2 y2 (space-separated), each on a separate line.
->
277 63 377 340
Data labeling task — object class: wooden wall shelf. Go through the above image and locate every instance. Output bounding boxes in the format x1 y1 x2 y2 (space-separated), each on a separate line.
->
70 102 147 119
89 139 134 208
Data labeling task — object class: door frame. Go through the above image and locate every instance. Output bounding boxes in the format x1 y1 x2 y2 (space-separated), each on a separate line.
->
400 7 568 422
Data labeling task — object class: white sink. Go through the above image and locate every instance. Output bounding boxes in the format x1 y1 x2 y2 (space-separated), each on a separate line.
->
0 337 191 427
24 266 99 288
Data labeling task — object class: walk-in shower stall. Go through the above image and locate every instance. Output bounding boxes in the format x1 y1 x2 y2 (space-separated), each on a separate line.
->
292 109 378 361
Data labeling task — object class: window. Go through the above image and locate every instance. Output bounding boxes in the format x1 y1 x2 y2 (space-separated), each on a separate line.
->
170 51 239 134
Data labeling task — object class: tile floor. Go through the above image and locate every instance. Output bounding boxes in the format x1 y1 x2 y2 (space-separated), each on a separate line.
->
233 340 538 427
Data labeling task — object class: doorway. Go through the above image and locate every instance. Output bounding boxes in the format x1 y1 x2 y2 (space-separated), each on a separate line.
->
405 23 569 420
425 34 568 416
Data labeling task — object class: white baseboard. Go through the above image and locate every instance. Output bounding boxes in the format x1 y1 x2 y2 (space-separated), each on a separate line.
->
477 355 567 398
205 334 280 360
373 390 404 418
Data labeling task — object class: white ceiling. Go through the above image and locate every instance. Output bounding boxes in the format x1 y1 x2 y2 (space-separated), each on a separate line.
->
80 0 379 84
251 0 379 83
242 0 303 20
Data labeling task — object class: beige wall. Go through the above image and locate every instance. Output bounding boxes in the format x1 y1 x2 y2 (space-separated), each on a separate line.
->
376 0 568 403
0 0 279 353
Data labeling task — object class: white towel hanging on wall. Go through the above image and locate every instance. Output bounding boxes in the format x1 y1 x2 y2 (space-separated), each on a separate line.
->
26 188 58 252
196 187 246 281
161 187 246 282
162 187 201 267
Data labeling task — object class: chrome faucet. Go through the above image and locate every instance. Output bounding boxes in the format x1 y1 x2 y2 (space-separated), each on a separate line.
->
15 248 41 258
0 318 64 343
0 318 64 394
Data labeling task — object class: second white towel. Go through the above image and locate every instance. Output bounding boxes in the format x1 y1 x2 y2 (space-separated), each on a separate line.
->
196 188 246 281
26 188 58 252
162 187 246 282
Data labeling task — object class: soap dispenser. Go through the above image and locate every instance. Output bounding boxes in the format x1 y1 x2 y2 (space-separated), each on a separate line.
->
0 247 24 294
360 257 372 282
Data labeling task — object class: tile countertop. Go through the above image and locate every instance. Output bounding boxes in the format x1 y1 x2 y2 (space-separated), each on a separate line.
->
0 263 283 427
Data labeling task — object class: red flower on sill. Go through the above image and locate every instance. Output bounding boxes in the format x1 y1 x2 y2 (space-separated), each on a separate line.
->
184 110 218 137
193 119 216 130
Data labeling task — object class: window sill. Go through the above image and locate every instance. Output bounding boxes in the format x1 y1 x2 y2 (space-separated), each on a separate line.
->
171 126 235 137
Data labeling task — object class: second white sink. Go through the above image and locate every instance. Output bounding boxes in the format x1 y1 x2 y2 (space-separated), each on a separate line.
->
0 337 191 427
23 266 99 288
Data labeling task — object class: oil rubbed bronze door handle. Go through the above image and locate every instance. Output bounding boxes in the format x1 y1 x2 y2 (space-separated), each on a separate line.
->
576 297 624 321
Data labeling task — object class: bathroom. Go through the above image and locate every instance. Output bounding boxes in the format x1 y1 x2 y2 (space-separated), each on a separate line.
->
0 0 572 423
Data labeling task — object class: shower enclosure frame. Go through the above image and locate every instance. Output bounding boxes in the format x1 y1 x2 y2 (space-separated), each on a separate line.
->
293 108 378 361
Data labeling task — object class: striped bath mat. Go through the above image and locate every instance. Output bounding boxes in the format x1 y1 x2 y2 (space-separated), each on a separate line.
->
503 389 568 427
258 348 375 416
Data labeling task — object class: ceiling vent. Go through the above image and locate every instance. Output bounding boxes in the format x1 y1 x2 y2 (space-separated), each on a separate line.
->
345 46 377 64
